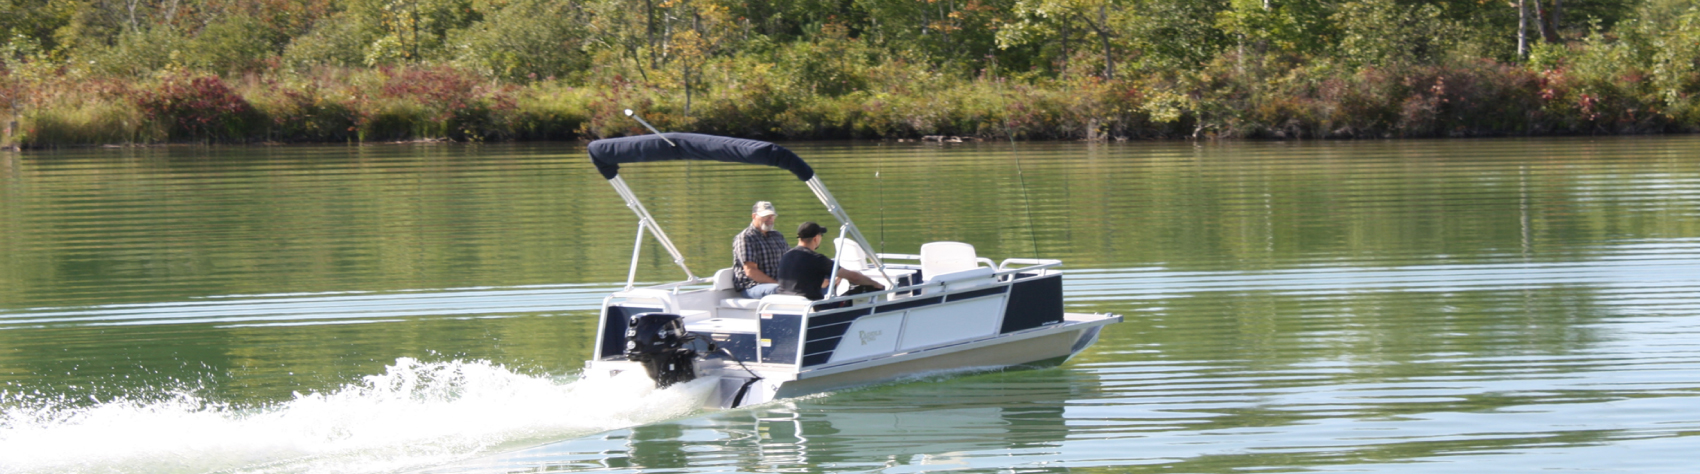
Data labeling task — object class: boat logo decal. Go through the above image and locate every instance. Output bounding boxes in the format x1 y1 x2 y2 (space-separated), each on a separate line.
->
858 330 882 345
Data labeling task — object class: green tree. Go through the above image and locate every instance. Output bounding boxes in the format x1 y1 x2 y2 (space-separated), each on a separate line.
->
999 0 1129 78
1333 0 1458 68
450 0 592 81
1 0 77 58
362 0 480 65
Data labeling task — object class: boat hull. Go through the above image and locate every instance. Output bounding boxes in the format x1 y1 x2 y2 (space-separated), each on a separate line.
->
776 319 1108 399
585 313 1115 409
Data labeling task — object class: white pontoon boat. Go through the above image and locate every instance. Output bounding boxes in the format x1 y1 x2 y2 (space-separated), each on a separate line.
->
581 132 1120 408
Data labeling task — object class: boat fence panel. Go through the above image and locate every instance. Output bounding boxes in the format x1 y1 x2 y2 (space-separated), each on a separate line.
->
760 312 805 363
1000 275 1064 333
825 313 906 362
896 296 1006 351
800 308 872 367
598 305 662 358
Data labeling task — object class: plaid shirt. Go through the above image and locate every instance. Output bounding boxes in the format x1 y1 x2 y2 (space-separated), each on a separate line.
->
732 225 789 291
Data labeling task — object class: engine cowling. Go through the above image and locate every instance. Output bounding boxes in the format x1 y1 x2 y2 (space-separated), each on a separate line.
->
624 312 699 388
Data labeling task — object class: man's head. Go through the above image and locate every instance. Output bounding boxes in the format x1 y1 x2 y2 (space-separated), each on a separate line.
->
751 201 777 232
796 221 828 249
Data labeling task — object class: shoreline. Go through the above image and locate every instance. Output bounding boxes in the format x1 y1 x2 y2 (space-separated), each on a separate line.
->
9 131 1694 152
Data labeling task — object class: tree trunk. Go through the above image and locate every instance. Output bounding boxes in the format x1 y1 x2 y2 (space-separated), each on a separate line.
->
1535 0 1559 43
646 0 658 68
1099 5 1113 80
1060 19 1070 73
1517 0 1529 59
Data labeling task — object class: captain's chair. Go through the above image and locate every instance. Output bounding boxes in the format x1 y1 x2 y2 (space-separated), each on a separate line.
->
920 242 980 280
831 237 873 271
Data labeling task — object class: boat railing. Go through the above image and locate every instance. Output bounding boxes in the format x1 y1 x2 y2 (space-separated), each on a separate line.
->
809 259 1062 308
608 257 1061 310
872 252 999 270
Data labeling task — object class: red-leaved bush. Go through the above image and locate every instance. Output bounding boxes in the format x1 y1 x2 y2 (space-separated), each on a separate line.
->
135 74 257 141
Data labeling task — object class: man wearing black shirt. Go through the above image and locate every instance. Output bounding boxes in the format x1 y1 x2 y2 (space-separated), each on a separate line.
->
777 222 884 300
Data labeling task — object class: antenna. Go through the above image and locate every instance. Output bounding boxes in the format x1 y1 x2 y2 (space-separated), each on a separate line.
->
624 109 675 147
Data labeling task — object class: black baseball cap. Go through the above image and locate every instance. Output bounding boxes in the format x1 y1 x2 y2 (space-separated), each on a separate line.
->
796 221 828 240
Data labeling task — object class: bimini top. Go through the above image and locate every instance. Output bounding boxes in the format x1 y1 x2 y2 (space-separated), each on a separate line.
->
588 133 814 181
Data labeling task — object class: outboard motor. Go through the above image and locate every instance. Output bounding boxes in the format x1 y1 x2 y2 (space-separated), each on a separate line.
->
624 312 699 388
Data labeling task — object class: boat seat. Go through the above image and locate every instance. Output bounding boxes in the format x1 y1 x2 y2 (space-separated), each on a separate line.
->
831 237 873 271
921 242 981 279
719 298 762 310
711 267 736 291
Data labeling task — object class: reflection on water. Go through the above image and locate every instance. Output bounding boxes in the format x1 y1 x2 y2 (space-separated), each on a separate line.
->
3 137 1700 472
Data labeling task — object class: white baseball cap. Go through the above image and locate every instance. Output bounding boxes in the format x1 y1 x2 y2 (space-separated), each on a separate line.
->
752 201 777 217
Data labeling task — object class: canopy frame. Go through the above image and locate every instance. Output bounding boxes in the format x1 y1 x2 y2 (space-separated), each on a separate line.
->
590 134 892 290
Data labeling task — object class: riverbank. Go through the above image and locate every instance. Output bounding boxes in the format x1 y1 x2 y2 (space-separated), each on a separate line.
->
5 55 1698 149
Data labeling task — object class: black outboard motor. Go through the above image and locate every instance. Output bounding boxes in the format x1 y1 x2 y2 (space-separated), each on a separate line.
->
624 312 699 388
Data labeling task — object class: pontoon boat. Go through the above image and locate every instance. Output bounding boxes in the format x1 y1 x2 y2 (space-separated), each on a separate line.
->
580 133 1120 408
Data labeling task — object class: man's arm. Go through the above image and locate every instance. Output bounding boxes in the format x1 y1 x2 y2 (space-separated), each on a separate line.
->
832 268 883 290
744 261 777 284
736 233 777 284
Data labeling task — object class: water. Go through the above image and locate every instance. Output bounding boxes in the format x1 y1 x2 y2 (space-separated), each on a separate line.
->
2 137 1698 473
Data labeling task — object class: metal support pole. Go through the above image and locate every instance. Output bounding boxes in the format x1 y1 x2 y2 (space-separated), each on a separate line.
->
806 176 895 288
626 220 647 291
608 176 699 283
827 224 848 298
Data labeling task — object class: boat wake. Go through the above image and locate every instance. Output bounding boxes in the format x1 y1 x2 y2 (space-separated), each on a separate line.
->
0 358 719 474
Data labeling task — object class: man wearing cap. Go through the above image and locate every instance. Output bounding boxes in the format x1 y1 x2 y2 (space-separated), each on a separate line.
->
733 201 788 299
777 222 884 301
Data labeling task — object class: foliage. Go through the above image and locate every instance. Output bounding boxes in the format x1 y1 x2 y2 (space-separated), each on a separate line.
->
1332 0 1459 68
5 0 1700 147
449 0 591 82
135 74 259 141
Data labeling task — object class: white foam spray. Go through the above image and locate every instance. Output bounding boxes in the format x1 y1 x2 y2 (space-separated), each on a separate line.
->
0 358 719 474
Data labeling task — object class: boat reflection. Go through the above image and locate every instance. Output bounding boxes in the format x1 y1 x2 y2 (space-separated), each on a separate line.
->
427 368 1101 473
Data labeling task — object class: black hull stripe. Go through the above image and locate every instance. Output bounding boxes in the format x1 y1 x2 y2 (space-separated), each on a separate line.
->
806 320 855 340
874 296 943 313
945 286 1008 302
802 336 842 355
807 308 870 328
801 353 832 367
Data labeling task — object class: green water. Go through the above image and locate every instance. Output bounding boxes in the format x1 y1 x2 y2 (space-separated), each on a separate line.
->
1 137 1698 473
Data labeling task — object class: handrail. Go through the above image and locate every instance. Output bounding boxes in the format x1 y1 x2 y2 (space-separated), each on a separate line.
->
808 260 1062 308
998 258 1062 270
613 277 711 294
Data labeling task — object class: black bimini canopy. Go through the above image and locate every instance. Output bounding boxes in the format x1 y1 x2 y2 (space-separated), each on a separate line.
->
588 133 814 181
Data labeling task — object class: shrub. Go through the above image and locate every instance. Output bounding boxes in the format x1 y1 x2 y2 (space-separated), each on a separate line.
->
135 74 258 142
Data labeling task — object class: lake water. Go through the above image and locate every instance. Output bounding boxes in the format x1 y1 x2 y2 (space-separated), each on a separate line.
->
2 137 1698 473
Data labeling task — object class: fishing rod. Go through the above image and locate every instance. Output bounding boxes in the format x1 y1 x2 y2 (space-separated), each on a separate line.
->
1004 121 1041 263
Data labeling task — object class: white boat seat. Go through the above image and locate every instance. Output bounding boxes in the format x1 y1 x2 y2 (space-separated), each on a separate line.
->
711 267 736 291
920 241 980 279
719 298 762 310
831 237 873 271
